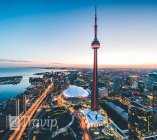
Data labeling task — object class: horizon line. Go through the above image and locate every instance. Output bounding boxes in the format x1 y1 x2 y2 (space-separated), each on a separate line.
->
0 63 157 69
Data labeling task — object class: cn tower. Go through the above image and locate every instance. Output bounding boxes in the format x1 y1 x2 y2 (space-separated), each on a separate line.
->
91 6 100 110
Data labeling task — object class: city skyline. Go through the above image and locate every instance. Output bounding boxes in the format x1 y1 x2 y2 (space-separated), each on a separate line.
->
0 0 157 68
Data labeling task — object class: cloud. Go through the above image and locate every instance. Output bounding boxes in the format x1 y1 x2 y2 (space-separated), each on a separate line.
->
0 59 32 63
51 62 64 65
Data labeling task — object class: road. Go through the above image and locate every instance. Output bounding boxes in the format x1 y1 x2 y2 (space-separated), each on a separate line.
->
56 93 63 106
8 84 53 140
76 113 92 140
51 114 74 139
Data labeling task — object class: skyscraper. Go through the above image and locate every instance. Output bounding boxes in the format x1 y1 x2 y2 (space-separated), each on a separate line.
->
16 98 20 116
128 101 157 139
23 94 26 112
112 76 123 94
91 7 100 110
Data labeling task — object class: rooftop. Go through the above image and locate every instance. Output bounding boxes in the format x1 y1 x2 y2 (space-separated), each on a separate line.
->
63 85 89 98
81 109 107 125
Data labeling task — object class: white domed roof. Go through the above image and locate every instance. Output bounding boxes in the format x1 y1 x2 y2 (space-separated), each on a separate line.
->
63 85 89 98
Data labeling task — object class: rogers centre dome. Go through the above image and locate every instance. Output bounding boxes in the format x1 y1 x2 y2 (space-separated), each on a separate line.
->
63 85 89 98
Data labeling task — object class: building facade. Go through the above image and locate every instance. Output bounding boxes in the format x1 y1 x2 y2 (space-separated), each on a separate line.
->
128 102 157 139
112 76 123 94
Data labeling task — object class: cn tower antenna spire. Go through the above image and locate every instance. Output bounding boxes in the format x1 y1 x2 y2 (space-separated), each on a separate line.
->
94 5 97 39
95 5 97 18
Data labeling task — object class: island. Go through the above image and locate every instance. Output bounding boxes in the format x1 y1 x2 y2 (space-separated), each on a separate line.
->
0 76 23 85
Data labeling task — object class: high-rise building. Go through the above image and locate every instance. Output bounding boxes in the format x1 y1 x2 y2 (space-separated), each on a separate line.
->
146 72 157 107
153 85 157 108
146 72 157 91
128 101 157 139
91 7 100 110
137 81 145 92
23 94 26 112
112 76 123 94
6 99 17 116
16 98 20 116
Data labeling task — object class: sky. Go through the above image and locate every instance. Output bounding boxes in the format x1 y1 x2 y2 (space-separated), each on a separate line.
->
0 0 157 68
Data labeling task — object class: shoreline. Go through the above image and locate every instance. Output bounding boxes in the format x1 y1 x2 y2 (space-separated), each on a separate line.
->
0 76 23 85
0 67 53 103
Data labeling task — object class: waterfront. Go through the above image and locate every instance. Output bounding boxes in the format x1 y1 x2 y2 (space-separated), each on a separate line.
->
0 67 52 103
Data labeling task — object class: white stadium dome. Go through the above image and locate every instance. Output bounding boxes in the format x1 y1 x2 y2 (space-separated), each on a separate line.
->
63 85 89 98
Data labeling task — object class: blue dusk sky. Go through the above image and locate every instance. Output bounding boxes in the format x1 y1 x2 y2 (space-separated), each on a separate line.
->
0 0 157 68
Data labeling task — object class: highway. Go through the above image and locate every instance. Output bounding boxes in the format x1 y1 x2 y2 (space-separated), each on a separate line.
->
8 84 53 140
